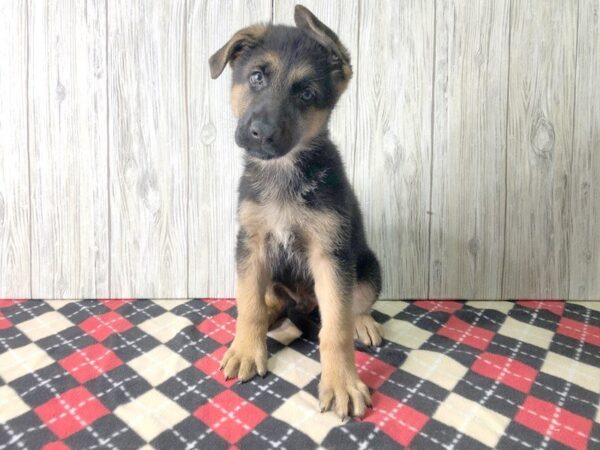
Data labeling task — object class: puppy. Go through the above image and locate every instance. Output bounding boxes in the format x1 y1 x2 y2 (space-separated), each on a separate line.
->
209 5 383 418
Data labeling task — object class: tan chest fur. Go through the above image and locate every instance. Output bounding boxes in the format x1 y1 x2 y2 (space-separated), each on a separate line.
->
238 199 341 256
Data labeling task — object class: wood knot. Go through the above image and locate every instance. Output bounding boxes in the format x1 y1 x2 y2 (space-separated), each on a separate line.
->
56 81 66 104
468 236 480 257
200 122 216 145
530 115 555 158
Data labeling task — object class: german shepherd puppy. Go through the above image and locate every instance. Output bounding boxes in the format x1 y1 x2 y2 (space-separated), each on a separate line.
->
209 5 382 418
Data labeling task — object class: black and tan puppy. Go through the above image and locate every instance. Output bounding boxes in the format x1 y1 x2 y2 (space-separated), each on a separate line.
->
209 5 383 418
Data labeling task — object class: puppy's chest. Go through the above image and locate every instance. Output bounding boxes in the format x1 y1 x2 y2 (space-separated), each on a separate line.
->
261 203 304 251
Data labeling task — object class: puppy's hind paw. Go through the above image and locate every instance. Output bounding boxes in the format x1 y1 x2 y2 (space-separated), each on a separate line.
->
354 314 383 347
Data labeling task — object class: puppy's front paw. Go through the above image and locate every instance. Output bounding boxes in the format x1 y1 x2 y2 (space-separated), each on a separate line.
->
220 338 267 382
319 372 371 419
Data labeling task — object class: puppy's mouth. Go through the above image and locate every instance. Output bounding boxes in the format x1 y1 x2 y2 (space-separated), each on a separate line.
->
246 145 279 160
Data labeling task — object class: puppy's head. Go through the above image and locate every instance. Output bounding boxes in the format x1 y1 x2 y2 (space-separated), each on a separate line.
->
209 5 352 160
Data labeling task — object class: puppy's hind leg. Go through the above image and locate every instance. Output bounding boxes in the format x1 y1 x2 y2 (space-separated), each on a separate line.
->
265 283 287 329
352 250 384 347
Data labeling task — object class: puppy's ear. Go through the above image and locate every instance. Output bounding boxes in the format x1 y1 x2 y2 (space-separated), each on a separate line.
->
294 5 352 93
209 24 267 79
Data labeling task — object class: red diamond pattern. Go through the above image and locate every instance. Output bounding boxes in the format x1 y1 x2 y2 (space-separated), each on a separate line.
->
34 386 109 439
472 352 537 393
438 316 495 350
195 346 236 387
414 300 463 314
79 311 133 341
100 299 133 310
204 298 236 312
194 390 267 444
0 311 11 329
41 442 70 450
197 312 236 345
517 300 565 316
59 343 123 383
0 299 25 308
356 351 396 389
2 299 599 449
557 317 600 347
515 396 593 450
364 392 429 446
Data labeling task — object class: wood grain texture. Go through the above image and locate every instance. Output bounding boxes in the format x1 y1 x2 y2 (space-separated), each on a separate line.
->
2 0 599 300
503 0 578 299
187 0 271 297
569 0 600 300
29 0 108 298
109 0 188 297
429 0 510 299
354 0 434 298
273 0 359 173
0 1 30 298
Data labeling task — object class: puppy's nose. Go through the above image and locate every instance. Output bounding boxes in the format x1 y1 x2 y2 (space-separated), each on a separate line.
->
249 120 275 144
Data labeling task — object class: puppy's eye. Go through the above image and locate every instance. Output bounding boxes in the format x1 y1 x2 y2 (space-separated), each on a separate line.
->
249 71 264 87
300 88 315 102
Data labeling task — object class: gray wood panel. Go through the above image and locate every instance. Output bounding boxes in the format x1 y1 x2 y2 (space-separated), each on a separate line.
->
354 0 434 298
108 1 188 298
503 0 578 299
29 0 109 298
0 1 30 298
569 0 600 300
1 0 599 300
429 0 510 299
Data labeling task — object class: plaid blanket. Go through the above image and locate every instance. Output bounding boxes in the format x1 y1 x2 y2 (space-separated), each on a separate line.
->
0 299 599 450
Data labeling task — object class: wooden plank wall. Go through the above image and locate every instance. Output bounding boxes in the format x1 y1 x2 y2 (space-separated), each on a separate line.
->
0 1 30 298
0 0 598 300
29 0 109 298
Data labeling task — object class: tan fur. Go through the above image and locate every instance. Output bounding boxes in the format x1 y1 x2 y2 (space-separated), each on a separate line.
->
233 198 376 414
239 194 341 249
307 240 371 418
209 24 268 79
351 281 377 315
351 281 382 346
262 50 283 81
335 64 353 96
230 83 250 118
288 63 316 83
303 108 330 142
265 283 287 327
354 314 383 346
220 218 269 382
274 281 317 314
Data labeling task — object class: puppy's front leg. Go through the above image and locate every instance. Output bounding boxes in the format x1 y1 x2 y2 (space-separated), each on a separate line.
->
221 236 269 382
311 250 371 418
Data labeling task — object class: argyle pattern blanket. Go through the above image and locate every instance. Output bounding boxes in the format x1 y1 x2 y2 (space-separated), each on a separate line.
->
0 299 599 450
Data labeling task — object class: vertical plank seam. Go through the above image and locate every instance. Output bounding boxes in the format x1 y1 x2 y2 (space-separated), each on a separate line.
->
185 0 190 300
426 0 437 300
105 0 111 298
351 0 362 187
567 0 581 301
271 0 274 22
500 0 513 300
26 0 32 299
